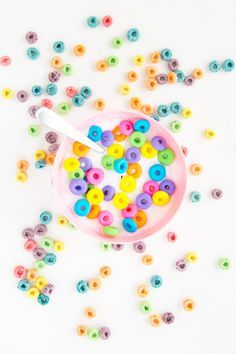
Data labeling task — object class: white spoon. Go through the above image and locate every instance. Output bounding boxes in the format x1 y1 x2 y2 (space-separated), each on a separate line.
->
36 107 104 153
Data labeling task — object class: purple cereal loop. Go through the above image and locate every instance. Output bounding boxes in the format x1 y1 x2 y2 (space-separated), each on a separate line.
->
79 157 92 172
48 71 60 83
34 223 47 236
112 244 124 251
42 283 54 295
102 185 115 201
48 143 60 154
162 312 175 324
28 105 41 118
133 241 146 253
136 193 152 209
125 147 141 163
160 179 176 195
22 227 34 239
156 73 167 85
32 247 46 260
17 90 28 102
167 58 179 71
45 131 58 144
211 188 223 199
70 179 88 195
99 326 111 340
101 130 114 147
151 136 166 151
25 31 38 44
184 75 194 86
176 259 187 271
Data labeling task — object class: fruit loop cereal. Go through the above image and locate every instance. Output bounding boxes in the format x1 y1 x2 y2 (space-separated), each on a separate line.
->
53 112 187 243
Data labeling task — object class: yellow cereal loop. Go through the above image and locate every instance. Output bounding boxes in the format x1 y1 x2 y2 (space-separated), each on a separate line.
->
27 286 40 299
185 252 198 263
133 55 145 66
34 150 47 160
113 192 130 209
181 108 192 119
119 83 131 95
2 87 13 99
63 157 80 172
152 191 170 206
16 171 27 183
107 144 124 159
204 129 215 139
86 188 104 205
120 175 137 193
149 314 162 327
58 216 68 226
141 142 157 158
54 240 65 252
35 276 48 290
183 298 196 311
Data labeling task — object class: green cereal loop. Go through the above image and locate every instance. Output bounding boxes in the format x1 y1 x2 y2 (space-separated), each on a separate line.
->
88 328 100 340
28 124 40 137
107 55 119 66
39 237 54 251
170 120 182 133
101 155 115 170
69 168 85 180
140 301 152 314
100 242 112 252
58 102 71 114
62 64 73 75
112 37 123 49
158 148 175 166
103 226 119 237
129 131 146 148
219 257 231 270
34 260 46 270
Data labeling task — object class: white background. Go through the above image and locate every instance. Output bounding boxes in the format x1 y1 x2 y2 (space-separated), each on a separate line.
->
0 0 236 353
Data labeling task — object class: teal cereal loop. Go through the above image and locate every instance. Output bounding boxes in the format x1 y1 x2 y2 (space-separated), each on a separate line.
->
27 47 40 60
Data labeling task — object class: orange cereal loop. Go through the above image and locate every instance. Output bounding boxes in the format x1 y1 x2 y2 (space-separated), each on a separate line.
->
134 210 147 228
51 56 63 69
72 141 90 157
137 284 149 297
192 68 204 79
74 44 86 56
127 163 142 178
26 268 38 282
145 79 158 90
145 66 158 78
84 307 96 319
46 153 55 165
130 97 142 110
96 60 109 72
149 52 161 63
76 325 88 336
190 163 202 176
112 126 126 142
127 70 138 82
167 72 177 84
142 254 153 265
141 104 154 115
89 278 101 291
94 98 105 111
100 265 112 278
87 205 101 219
17 160 29 171
149 314 162 327
183 298 196 311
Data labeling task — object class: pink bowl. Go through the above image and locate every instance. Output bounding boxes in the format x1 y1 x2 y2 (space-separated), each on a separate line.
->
53 110 187 243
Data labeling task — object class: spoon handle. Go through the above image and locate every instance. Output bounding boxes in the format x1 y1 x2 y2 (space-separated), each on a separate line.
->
36 107 104 153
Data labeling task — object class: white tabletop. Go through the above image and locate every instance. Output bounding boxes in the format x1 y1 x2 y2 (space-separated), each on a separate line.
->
1 0 236 353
